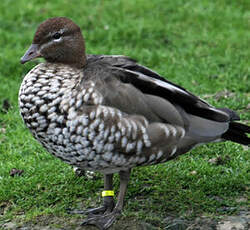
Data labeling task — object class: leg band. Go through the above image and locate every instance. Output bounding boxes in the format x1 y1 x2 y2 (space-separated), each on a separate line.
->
102 190 114 197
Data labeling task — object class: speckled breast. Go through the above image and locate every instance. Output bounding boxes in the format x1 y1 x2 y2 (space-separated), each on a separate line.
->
18 63 125 173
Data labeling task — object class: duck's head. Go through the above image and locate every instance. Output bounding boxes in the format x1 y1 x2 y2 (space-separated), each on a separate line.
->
21 17 86 68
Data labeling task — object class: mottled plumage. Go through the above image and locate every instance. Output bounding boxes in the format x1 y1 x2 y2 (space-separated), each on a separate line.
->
19 61 185 174
19 17 250 230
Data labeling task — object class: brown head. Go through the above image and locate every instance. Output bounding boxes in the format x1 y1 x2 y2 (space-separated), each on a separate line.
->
20 17 86 68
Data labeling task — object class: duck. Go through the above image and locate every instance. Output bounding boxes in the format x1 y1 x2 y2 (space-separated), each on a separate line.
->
19 17 250 230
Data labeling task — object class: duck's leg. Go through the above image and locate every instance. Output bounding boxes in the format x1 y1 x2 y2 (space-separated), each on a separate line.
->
82 169 131 230
86 173 115 215
68 174 114 215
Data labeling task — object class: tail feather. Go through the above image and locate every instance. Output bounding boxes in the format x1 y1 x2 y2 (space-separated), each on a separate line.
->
222 122 250 145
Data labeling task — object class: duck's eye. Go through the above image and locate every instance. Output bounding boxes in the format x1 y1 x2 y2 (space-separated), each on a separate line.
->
53 32 61 40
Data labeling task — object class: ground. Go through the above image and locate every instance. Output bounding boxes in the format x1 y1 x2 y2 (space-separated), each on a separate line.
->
1 211 250 229
0 0 249 229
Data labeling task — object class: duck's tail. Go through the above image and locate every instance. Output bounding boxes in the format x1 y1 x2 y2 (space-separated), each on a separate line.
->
221 122 250 145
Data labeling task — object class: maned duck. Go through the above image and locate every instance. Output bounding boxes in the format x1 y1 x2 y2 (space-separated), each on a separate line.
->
19 17 250 229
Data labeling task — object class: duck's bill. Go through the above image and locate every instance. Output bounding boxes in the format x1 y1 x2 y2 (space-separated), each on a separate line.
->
20 44 41 64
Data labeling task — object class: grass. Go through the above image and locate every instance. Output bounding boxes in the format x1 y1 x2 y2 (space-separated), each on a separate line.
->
0 0 249 228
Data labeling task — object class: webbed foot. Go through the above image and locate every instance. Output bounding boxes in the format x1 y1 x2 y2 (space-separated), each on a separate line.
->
67 205 108 215
81 209 121 230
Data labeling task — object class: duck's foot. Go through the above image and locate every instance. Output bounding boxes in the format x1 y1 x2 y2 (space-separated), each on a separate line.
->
67 202 114 215
69 170 130 229
81 209 121 230
67 206 105 215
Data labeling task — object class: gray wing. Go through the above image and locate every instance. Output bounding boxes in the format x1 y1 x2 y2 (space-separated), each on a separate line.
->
86 54 233 122
81 54 236 157
86 54 231 130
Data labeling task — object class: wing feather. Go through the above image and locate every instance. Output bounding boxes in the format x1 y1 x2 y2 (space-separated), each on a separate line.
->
86 54 230 122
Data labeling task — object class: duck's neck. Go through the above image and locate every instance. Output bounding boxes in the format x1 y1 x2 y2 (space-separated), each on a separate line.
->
45 54 86 69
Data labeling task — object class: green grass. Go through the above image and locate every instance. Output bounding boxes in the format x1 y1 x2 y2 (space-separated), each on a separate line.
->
0 0 249 228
